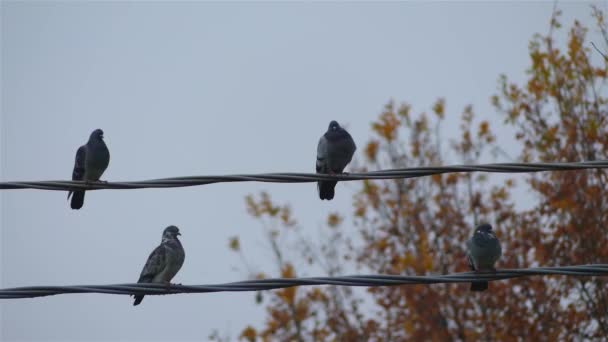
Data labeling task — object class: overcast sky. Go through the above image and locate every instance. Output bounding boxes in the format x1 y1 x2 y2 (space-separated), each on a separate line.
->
1 2 605 341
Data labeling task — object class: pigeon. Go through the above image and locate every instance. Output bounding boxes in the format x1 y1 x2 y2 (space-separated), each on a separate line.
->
133 225 185 306
466 223 502 291
316 121 356 200
67 129 110 209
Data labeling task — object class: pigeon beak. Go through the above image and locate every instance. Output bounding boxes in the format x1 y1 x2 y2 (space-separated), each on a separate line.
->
177 232 181 236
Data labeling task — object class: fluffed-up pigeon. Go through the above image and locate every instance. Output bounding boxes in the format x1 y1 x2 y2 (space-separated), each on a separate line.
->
316 121 356 200
466 223 502 291
67 129 110 209
133 225 185 306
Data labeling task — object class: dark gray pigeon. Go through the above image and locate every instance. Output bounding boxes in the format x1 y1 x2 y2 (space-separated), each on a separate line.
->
67 129 110 209
133 225 185 306
316 121 356 200
466 223 502 291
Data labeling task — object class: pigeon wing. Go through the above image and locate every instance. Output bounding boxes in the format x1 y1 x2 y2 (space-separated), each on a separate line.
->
466 238 476 271
72 145 86 181
316 135 328 173
467 252 477 271
137 244 168 283
331 132 356 172
67 145 86 200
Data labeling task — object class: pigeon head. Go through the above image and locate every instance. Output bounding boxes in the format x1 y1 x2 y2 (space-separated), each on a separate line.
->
476 223 493 233
328 120 341 132
90 129 104 141
474 223 496 241
162 225 181 240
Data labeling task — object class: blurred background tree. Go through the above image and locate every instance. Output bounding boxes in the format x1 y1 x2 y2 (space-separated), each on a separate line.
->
227 8 607 341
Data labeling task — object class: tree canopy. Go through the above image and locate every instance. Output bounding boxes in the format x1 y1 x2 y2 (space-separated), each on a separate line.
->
224 8 608 341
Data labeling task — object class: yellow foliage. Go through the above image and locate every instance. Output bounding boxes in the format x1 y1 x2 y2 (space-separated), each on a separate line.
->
375 238 389 252
433 98 445 119
228 236 240 252
365 140 380 162
478 121 489 137
308 288 328 302
256 272 267 280
372 111 400 141
281 263 295 278
278 287 296 305
397 102 411 120
446 173 459 185
354 205 367 218
327 212 343 228
239 326 257 342
294 301 309 321
280 206 296 227
245 195 261 217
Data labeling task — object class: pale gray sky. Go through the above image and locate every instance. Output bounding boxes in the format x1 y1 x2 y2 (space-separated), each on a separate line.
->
1 1 604 341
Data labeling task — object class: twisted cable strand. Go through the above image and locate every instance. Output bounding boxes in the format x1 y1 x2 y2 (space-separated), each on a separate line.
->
1 160 607 191
2 264 606 299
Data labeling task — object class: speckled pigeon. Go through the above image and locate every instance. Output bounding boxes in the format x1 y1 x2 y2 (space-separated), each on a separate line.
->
67 129 110 209
316 121 356 200
466 223 502 291
133 225 185 306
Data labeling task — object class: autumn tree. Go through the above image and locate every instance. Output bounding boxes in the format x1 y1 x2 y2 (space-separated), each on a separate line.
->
227 8 608 341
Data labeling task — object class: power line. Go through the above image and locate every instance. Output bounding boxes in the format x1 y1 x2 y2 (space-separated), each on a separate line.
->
2 264 606 299
1 160 607 192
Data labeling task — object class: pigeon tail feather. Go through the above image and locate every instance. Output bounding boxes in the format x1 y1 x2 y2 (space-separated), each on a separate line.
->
133 295 144 306
70 191 85 210
318 181 336 200
470 281 488 291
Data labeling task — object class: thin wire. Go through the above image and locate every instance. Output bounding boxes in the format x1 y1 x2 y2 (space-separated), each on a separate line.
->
1 160 607 191
1 264 606 299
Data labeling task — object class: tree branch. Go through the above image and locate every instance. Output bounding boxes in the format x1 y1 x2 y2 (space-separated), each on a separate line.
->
590 42 608 61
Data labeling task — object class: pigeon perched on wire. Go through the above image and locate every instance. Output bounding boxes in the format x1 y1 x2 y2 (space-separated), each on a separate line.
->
67 129 110 209
133 225 185 306
316 121 356 200
466 223 502 291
